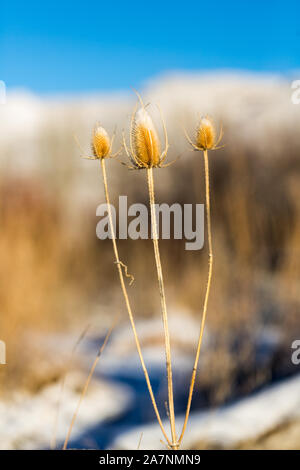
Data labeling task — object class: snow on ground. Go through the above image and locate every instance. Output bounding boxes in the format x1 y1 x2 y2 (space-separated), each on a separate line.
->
111 373 300 450
42 311 210 380
91 311 210 377
0 313 289 450
0 371 132 450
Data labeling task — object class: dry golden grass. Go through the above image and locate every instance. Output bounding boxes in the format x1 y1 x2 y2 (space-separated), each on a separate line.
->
238 420 300 450
0 177 113 395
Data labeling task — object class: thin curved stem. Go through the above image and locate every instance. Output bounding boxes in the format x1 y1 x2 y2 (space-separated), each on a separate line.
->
63 322 115 450
52 324 90 449
147 167 177 449
179 149 213 445
100 159 171 447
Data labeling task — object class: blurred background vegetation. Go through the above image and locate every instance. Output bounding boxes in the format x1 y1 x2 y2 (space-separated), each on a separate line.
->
0 73 299 407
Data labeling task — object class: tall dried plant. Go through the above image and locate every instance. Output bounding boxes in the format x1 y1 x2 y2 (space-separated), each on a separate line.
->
179 116 223 444
80 106 223 450
77 124 171 447
123 94 178 448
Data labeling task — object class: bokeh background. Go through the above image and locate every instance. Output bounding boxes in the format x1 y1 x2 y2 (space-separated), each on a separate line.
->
0 0 300 450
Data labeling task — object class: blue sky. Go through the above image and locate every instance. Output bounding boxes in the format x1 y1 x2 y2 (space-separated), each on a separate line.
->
1 0 300 94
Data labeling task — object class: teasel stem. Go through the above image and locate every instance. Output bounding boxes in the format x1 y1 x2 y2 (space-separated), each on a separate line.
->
179 149 213 445
53 324 90 450
147 167 178 449
100 159 171 447
63 321 114 450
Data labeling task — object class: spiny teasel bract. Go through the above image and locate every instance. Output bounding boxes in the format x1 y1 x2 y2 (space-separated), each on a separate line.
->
123 93 172 169
132 107 161 167
92 126 111 159
185 116 223 151
76 124 121 161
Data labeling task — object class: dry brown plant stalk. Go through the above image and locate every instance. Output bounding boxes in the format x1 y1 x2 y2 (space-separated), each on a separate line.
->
52 324 90 449
123 94 178 448
63 321 115 450
179 116 223 445
147 167 177 447
77 125 171 447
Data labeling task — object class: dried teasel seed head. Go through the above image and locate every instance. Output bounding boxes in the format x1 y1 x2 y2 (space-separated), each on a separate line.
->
92 126 111 159
196 116 216 150
132 107 161 168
